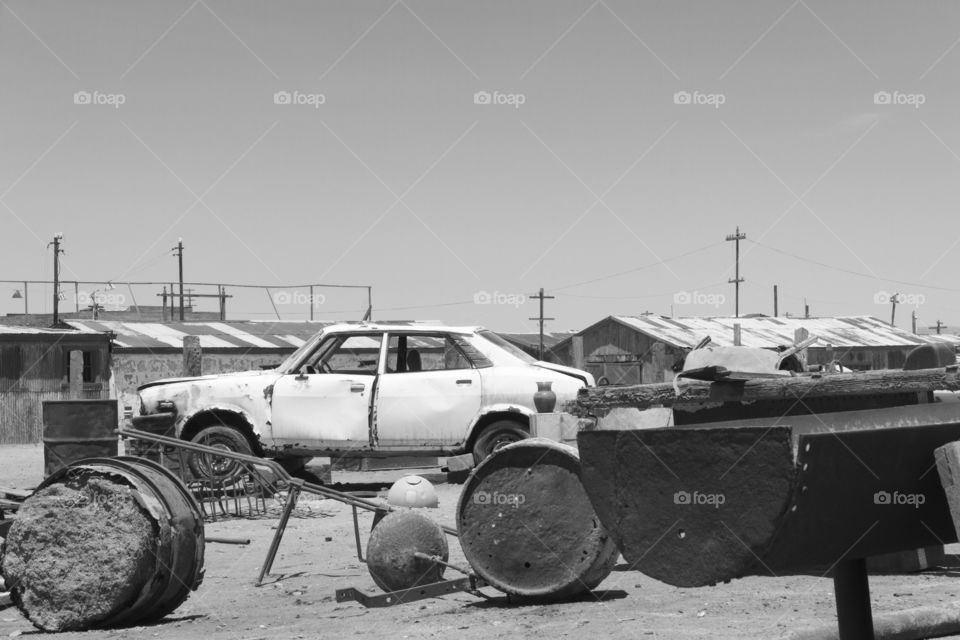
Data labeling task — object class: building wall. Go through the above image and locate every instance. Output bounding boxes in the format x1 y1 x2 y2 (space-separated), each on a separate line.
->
0 338 112 443
807 346 913 371
113 351 287 414
553 318 924 387
552 318 686 385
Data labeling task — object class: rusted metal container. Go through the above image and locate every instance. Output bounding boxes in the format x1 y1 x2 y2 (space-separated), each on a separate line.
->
577 403 960 588
42 400 118 476
456 438 618 600
2 456 205 631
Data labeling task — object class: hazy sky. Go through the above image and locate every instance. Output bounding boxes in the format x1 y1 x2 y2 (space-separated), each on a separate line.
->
2 1 960 333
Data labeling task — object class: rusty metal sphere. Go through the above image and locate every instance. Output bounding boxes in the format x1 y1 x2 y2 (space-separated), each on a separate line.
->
366 510 447 592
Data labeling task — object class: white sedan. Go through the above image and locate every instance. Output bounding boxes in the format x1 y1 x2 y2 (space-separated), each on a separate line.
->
134 323 592 479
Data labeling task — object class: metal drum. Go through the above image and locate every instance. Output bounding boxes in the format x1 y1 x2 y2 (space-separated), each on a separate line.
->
1 456 205 631
456 437 618 600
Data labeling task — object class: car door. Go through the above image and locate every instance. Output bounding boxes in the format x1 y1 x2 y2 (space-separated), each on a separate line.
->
374 333 482 449
269 333 382 450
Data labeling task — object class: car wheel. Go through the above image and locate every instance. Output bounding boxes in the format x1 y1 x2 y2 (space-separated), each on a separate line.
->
472 420 530 464
187 426 253 482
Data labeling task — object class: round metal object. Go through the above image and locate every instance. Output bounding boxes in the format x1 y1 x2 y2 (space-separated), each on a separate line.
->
386 475 438 508
366 510 447 592
2 456 204 631
457 437 619 601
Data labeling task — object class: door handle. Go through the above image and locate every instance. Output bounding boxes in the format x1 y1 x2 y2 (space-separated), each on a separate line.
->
456 379 472 385
350 383 365 393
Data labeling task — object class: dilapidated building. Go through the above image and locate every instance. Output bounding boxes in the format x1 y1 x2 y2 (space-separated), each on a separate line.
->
550 315 941 386
0 326 114 443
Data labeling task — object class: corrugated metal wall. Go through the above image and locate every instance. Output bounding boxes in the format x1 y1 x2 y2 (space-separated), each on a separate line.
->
0 339 112 444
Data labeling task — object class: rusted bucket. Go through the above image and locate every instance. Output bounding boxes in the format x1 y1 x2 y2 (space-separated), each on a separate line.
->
456 438 618 600
1 456 205 631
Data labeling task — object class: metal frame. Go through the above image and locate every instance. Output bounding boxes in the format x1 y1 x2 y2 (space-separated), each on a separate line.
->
119 427 457 587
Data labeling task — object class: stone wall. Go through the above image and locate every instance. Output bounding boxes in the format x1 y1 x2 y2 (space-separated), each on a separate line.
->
113 352 285 414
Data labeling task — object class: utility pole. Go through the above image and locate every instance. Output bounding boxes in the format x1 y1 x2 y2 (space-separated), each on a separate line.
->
528 288 555 360
173 238 184 321
49 233 64 327
930 320 947 335
890 293 900 327
773 285 778 317
726 227 746 317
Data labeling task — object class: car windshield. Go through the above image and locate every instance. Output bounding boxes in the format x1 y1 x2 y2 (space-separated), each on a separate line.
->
276 332 325 373
477 330 538 364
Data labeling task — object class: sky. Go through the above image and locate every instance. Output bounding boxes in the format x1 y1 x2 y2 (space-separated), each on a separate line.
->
2 1 960 334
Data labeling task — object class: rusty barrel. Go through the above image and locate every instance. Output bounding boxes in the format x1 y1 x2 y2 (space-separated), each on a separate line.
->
42 400 119 477
456 438 618 600
1 456 205 631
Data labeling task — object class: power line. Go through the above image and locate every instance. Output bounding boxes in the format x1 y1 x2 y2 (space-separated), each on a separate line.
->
560 280 729 300
549 241 725 292
748 239 960 294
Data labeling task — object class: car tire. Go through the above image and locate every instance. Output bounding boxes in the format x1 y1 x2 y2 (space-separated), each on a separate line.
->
472 420 530 465
187 426 253 482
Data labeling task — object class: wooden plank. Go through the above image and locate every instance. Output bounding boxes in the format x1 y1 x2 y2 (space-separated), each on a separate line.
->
574 366 960 415
0 487 30 500
935 441 960 540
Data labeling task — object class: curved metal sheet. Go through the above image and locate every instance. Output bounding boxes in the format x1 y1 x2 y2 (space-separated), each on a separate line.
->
578 404 960 588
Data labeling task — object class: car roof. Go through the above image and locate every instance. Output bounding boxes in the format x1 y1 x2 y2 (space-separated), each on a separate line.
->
321 323 483 335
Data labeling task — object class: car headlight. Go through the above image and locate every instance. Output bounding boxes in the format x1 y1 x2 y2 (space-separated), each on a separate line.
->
157 400 177 413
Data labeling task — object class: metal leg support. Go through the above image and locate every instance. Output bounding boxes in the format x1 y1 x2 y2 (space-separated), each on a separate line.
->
257 481 303 585
833 558 874 640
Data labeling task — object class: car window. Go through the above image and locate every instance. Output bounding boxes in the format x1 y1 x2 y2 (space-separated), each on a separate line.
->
385 334 474 372
312 334 381 375
476 330 537 364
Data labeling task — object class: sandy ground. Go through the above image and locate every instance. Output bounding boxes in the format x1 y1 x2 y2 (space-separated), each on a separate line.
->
3 444 960 640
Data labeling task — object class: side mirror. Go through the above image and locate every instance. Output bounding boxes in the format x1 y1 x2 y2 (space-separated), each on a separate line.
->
296 364 315 380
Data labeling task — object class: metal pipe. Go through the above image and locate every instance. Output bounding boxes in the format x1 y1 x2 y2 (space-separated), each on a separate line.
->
833 558 874 640
118 427 458 535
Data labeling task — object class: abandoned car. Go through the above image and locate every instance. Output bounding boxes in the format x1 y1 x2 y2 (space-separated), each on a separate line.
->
134 323 593 479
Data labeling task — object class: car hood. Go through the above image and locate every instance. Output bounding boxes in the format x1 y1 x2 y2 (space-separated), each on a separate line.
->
138 368 278 391
532 361 594 386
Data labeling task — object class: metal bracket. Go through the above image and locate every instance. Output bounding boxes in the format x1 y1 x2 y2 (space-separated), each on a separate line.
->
335 576 487 608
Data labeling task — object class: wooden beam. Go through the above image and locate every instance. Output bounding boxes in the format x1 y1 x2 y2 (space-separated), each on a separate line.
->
574 367 960 415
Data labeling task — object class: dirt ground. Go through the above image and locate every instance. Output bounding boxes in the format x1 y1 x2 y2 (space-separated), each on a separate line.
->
3 444 960 640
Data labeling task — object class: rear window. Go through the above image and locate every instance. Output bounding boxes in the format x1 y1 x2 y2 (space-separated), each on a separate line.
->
477 330 538 364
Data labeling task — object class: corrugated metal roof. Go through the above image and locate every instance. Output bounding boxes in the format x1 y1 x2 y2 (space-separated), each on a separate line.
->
498 332 565 349
921 333 960 345
0 324 86 335
65 320 329 351
607 315 933 349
